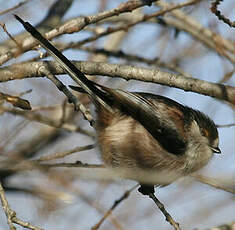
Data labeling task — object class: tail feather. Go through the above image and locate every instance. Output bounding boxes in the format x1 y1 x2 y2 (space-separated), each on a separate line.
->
69 85 87 94
14 15 112 112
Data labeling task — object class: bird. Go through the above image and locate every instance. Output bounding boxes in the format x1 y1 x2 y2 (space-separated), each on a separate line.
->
15 15 221 195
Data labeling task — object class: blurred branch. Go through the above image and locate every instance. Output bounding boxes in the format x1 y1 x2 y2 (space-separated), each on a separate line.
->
1 60 234 104
0 127 61 179
216 123 235 128
0 0 31 16
1 106 94 137
0 102 85 190
193 175 235 195
0 181 43 230
36 0 74 29
37 162 103 169
0 120 28 149
211 0 235 28
207 221 235 230
2 159 234 195
4 183 124 230
0 23 22 50
35 144 95 162
0 160 180 186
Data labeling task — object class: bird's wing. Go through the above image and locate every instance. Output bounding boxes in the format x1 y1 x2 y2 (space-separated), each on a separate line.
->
104 88 188 156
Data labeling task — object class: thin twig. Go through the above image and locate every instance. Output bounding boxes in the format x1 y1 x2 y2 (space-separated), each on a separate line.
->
1 106 94 137
193 175 235 195
54 0 201 58
0 182 16 230
0 0 31 16
91 184 138 230
39 65 94 125
38 162 104 169
0 182 43 230
148 192 181 230
0 120 29 149
0 0 158 66
35 144 95 162
0 23 22 50
211 0 235 28
157 1 235 64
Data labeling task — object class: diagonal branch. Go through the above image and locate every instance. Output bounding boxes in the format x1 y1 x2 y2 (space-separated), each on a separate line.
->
91 184 138 230
0 181 43 230
211 0 235 28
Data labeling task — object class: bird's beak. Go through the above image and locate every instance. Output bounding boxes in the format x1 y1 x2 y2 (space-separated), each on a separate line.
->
211 147 221 154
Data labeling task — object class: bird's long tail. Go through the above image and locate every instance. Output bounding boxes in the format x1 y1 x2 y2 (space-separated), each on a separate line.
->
14 15 112 112
14 15 169 143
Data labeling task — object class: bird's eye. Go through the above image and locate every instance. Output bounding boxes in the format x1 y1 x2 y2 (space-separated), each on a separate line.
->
202 128 209 137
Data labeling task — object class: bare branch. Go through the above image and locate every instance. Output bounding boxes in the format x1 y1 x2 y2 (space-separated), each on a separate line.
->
0 182 43 230
1 106 94 137
70 47 192 78
0 0 158 65
91 184 138 230
0 0 32 16
0 23 22 50
193 175 235 195
35 144 95 162
148 193 181 230
211 0 235 28
38 65 94 125
1 61 234 105
157 1 235 64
